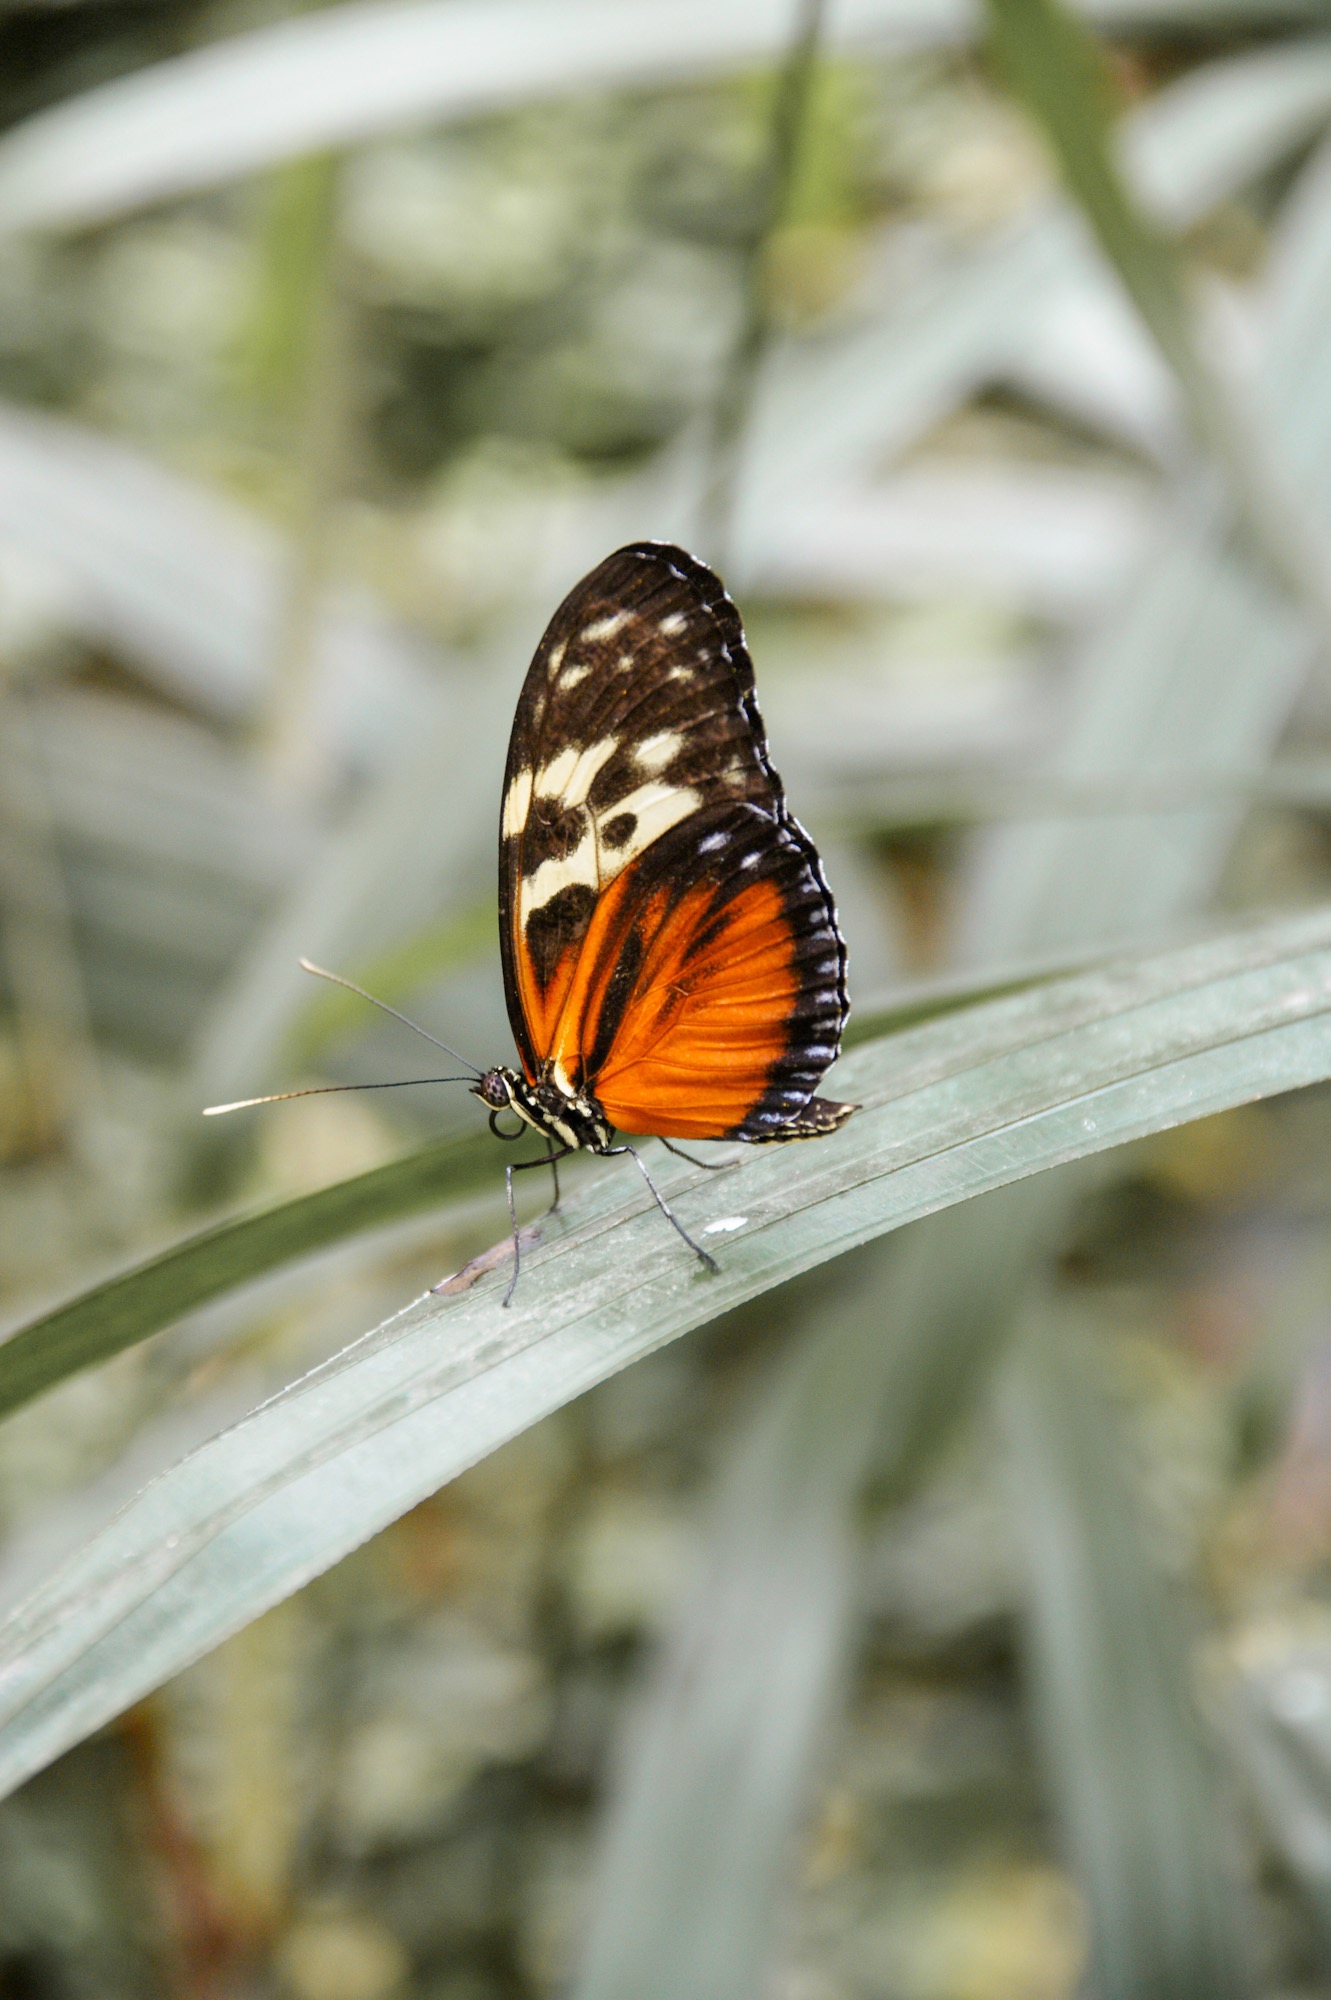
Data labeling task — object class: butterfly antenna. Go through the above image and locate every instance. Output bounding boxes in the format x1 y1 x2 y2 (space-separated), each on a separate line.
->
298 958 483 1076
204 1077 475 1116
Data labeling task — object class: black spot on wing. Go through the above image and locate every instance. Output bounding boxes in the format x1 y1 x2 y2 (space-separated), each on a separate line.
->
521 796 587 877
601 811 637 850
524 882 597 991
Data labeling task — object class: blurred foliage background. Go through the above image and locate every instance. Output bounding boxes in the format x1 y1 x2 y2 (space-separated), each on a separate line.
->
6 1 1331 1997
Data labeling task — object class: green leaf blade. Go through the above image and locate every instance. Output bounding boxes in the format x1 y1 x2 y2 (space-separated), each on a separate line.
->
0 1133 496 1421
1002 1312 1257 1999
0 909 1331 1796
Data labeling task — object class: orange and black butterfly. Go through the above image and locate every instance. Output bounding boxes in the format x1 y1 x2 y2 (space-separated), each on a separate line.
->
472 541 856 1292
208 543 856 1301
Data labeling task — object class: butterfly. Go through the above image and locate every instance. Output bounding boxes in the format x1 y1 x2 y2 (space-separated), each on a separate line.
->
208 542 856 1303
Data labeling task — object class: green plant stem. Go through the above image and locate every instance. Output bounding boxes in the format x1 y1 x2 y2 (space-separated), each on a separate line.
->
252 153 353 799
699 0 826 554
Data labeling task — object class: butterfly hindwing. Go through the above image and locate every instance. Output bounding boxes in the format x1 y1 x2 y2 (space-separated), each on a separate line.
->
499 542 853 1140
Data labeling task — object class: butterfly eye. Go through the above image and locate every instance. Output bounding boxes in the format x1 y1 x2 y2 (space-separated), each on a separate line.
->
476 1070 514 1109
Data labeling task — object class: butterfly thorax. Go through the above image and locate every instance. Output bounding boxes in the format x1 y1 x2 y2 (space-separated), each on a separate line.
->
474 1065 614 1155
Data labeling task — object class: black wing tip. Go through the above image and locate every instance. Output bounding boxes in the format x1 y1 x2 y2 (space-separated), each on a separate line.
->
618 536 703 563
614 540 727 592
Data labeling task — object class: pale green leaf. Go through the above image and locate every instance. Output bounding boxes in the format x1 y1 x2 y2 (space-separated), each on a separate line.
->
1000 1311 1257 1998
981 0 1331 635
2 908 1331 1796
0 0 1320 236
573 1182 1072 2000
0 1132 496 1423
0 955 1077 1430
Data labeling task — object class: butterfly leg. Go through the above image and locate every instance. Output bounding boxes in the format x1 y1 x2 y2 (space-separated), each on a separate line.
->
502 1145 570 1306
606 1143 719 1276
657 1136 736 1171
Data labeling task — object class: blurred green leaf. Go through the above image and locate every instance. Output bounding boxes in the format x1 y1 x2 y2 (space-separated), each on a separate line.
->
190 673 505 1113
0 0 1320 235
575 1247 908 2000
0 397 437 737
739 35 1331 596
982 0 1331 632
985 0 1193 364
0 1131 496 1423
3 907 1331 1795
1000 1308 1257 1998
1126 34 1331 230
235 151 341 417
1225 1634 1331 1959
960 133 1331 962
284 899 495 1066
573 1183 1071 2000
0 0 935 234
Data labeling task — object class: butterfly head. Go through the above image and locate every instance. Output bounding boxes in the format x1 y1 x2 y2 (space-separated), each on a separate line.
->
473 1064 612 1154
474 1067 522 1113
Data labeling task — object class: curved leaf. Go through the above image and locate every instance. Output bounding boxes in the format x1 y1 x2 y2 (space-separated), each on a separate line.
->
573 1184 1068 2000
0 0 936 233
0 0 1320 235
0 907 1330 1796
0 957 1076 1431
0 1133 496 1422
1001 1311 1257 1999
982 0 1331 634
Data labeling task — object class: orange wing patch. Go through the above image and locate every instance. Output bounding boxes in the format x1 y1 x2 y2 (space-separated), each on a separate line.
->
551 875 800 1139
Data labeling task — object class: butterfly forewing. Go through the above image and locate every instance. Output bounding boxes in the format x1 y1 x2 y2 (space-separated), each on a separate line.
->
499 542 853 1141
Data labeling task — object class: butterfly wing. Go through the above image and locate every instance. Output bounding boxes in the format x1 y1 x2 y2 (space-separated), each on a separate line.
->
499 542 853 1140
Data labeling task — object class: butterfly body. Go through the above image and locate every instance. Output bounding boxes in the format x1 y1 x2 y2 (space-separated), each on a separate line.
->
475 1063 614 1155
